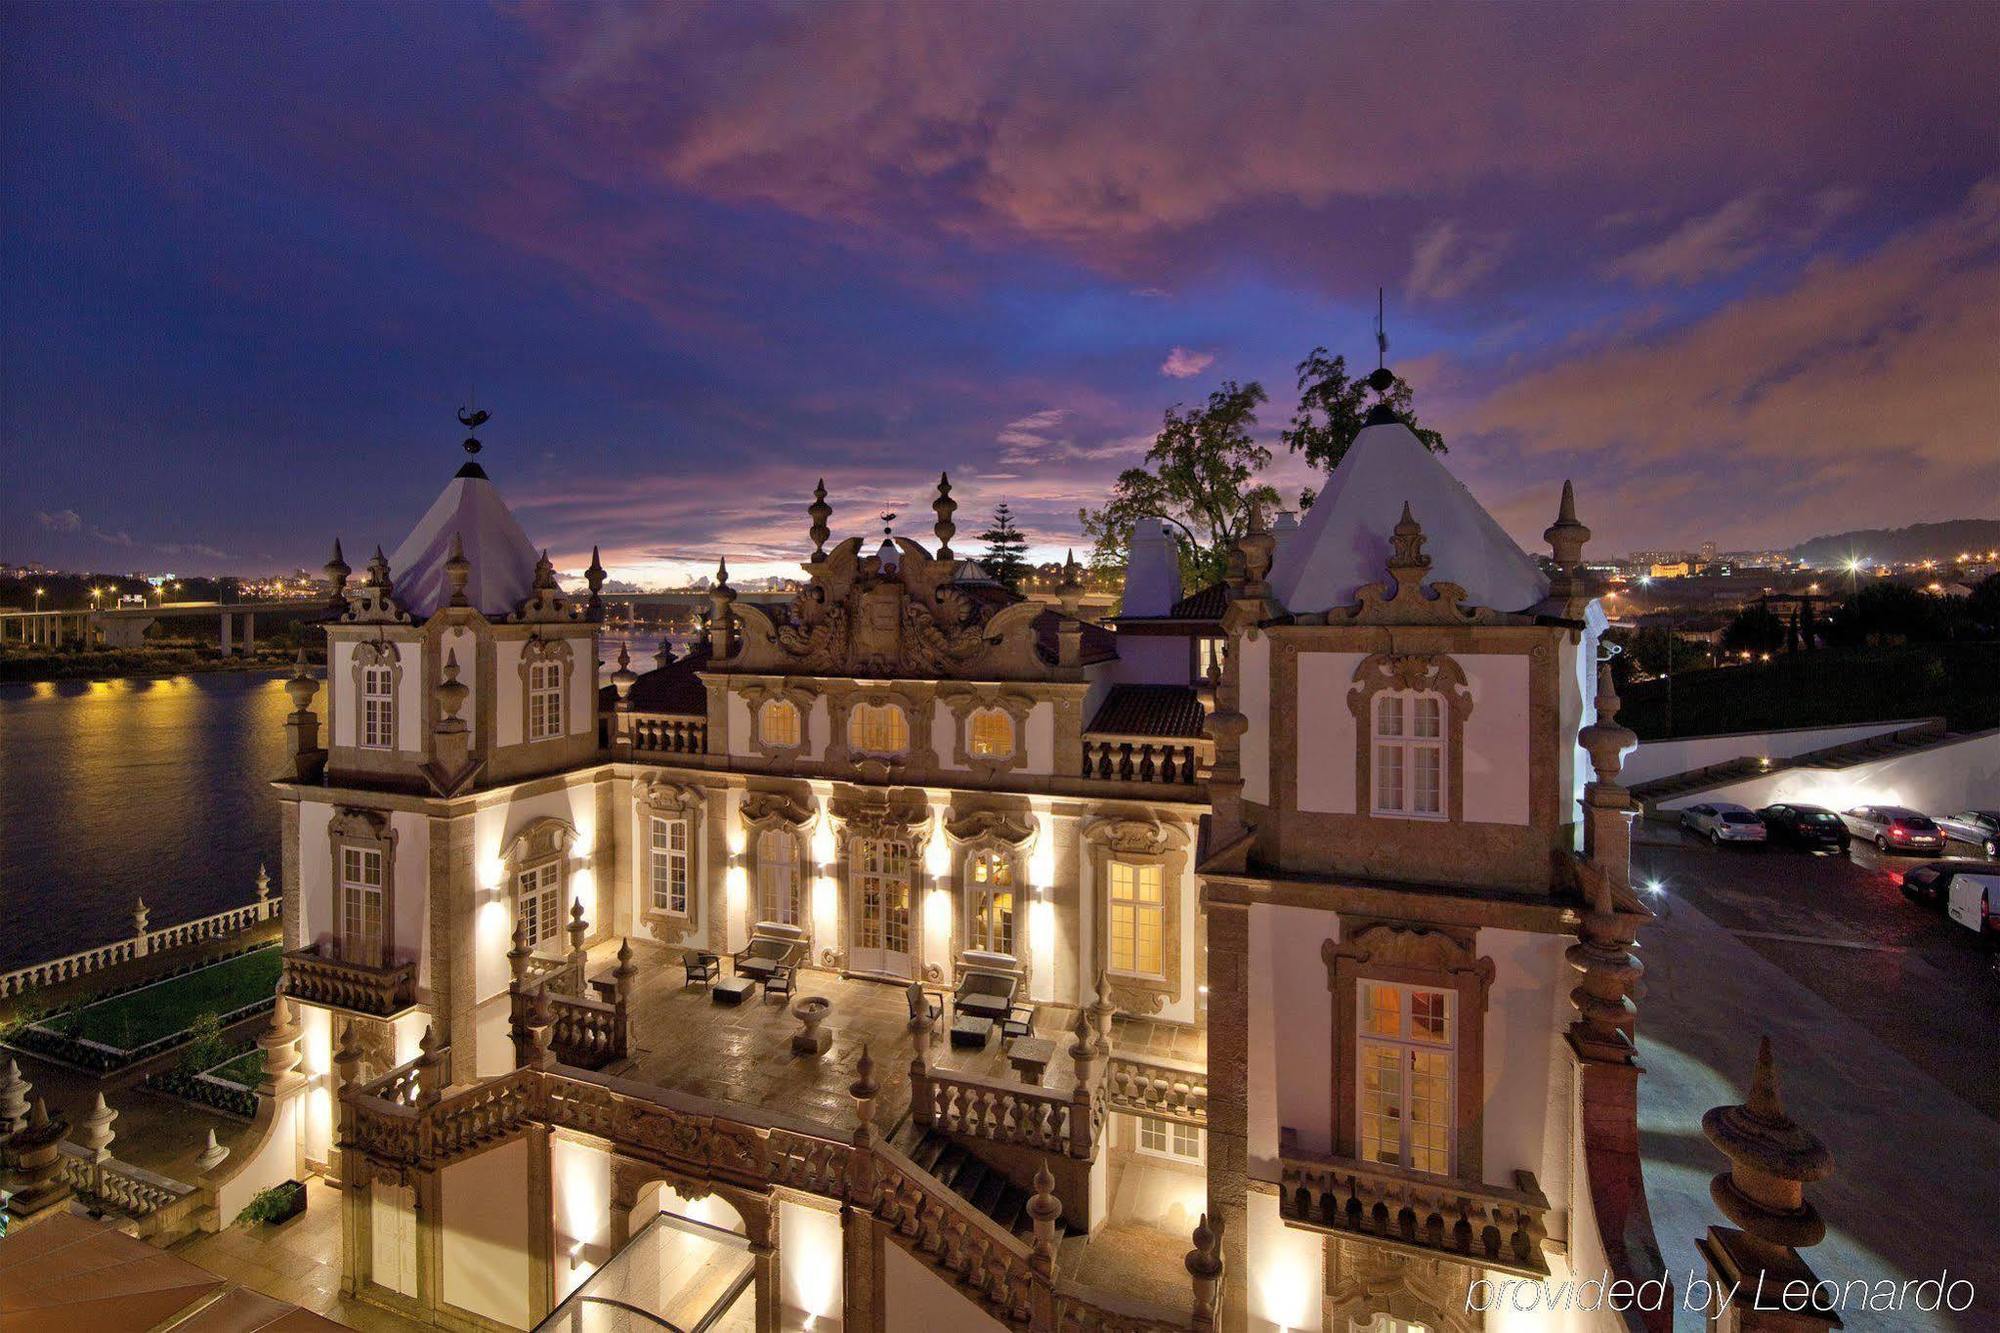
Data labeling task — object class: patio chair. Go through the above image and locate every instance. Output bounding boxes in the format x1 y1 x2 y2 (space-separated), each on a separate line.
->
683 951 720 987
765 964 796 1002
952 968 1018 1025
906 980 944 1026
734 921 808 984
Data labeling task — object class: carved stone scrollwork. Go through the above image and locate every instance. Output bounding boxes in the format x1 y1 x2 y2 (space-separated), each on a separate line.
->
944 809 1037 848
1327 503 1502 626
739 790 815 831
937 687 1036 778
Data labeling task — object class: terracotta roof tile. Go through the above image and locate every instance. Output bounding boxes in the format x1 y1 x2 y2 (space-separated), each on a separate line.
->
1087 684 1206 738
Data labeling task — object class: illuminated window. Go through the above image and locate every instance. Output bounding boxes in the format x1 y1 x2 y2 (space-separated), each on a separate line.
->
650 816 689 916
759 699 800 749
516 861 564 950
1372 691 1445 818
967 851 1015 956
848 701 909 756
855 838 913 956
1356 982 1454 1176
361 665 394 750
1196 636 1225 683
969 708 1014 758
1107 860 1164 978
1136 1115 1204 1162
756 828 799 925
528 659 564 741
340 846 384 965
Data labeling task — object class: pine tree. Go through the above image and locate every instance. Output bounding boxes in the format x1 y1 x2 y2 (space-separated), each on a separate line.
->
979 504 1030 592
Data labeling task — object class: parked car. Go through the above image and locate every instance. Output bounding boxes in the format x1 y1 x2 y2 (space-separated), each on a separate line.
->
1901 861 2000 937
1679 802 1768 846
1934 810 2000 858
1757 803 1850 851
1841 805 1947 855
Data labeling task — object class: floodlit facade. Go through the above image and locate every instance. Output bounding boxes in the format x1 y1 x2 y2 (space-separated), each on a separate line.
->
235 394 1670 1331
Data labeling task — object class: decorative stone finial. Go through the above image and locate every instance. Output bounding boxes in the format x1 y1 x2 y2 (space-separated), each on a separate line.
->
1579 661 1638 788
1239 500 1275 595
611 643 638 706
850 1040 878 1104
81 1090 118 1161
1389 501 1431 578
585 545 607 603
255 862 271 904
1027 1159 1062 1271
367 545 393 591
434 649 470 734
708 557 736 660
1056 549 1086 619
508 914 532 987
1704 1037 1833 1250
808 479 832 561
0 1057 31 1135
284 647 319 712
324 538 351 605
533 548 558 592
196 1128 230 1173
133 896 150 936
1545 479 1592 567
444 531 471 607
334 1021 365 1089
932 471 957 560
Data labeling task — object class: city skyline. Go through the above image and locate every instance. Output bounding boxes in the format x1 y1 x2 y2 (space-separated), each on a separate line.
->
4 2 1998 585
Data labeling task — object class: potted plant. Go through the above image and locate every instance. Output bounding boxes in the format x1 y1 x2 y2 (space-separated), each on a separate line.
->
236 1179 307 1227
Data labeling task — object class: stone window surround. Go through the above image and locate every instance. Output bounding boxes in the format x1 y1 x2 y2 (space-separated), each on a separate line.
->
638 778 707 945
328 808 397 968
350 638 403 753
824 682 935 772
937 686 1035 779
829 794 931 974
1321 917 1495 1183
518 635 575 744
739 790 816 937
502 816 579 955
941 809 1037 977
737 679 819 761
1346 653 1473 824
1084 816 1189 1016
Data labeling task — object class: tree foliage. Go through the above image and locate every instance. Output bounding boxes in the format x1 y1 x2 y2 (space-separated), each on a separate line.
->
1079 380 1281 589
1281 349 1445 509
1721 604 1786 656
977 504 1030 592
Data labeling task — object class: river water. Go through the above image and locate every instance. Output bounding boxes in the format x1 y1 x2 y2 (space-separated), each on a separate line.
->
0 635 677 973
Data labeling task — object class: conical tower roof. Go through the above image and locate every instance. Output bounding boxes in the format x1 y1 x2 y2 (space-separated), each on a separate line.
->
387 469 541 618
1272 418 1547 615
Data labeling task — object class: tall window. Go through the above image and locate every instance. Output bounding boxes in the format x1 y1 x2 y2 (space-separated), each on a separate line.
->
650 816 689 916
759 699 800 748
528 659 564 742
757 828 799 925
517 861 564 949
855 838 912 955
967 851 1015 955
969 708 1014 759
848 702 909 756
1372 691 1445 818
361 665 394 750
1107 860 1165 978
1196 636 1226 684
1357 982 1454 1176
340 846 384 965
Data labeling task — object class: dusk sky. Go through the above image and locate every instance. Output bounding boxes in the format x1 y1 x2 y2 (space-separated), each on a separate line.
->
4 1 1998 584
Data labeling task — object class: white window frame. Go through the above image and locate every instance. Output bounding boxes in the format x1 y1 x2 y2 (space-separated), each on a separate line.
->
527 659 564 742
854 837 913 956
848 701 909 757
757 828 800 926
517 860 565 951
1135 1114 1204 1163
1370 690 1446 820
967 707 1015 759
340 846 385 965
650 815 689 917
965 850 1017 957
1106 859 1165 980
361 664 395 750
1355 980 1456 1176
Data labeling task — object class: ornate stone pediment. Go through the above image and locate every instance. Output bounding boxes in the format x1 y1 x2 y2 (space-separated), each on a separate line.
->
1327 503 1503 626
1323 922 1495 995
740 789 815 829
830 787 930 840
637 776 707 815
945 808 1036 847
1083 814 1185 856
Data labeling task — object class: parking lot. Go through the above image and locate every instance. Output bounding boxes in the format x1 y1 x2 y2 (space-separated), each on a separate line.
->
1634 818 1998 1122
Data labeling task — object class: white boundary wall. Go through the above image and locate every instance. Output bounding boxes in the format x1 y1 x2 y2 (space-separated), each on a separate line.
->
1622 719 1932 788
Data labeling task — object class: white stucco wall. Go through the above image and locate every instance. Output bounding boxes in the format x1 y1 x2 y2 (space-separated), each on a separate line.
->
396 643 426 752
1625 717 1933 788
1296 651 1367 813
552 1135 613 1303
1248 903 1336 1169
1240 630 1271 806
1106 634 1191 685
1025 700 1055 774
1655 727 2000 817
1479 927 1568 1183
471 783 604 1009
493 639 525 747
1462 653 1531 827
441 1135 533 1329
328 640 356 748
884 1240 1011 1333
778 1199 844 1326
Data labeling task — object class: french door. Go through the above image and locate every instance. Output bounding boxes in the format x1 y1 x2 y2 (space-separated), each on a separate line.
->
850 837 914 979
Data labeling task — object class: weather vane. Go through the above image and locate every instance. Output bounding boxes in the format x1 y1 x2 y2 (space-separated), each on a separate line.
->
1375 286 1388 371
880 510 897 537
457 405 489 457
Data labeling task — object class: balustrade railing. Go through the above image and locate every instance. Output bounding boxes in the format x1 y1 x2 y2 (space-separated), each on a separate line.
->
914 1067 1080 1156
56 1140 202 1239
1080 734 1210 786
281 947 416 1017
1278 1146 1551 1279
626 712 708 756
522 954 583 997
0 882 280 999
1104 1053 1207 1126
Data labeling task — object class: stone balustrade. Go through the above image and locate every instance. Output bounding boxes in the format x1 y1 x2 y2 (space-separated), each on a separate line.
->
1104 1053 1207 1126
1278 1146 1552 1279
281 947 416 1017
522 954 583 997
626 712 708 756
0 883 279 999
914 1067 1080 1156
1080 734 1210 786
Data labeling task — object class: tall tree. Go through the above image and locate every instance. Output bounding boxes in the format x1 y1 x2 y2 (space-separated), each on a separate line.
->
1080 380 1281 589
978 504 1030 592
1282 349 1445 509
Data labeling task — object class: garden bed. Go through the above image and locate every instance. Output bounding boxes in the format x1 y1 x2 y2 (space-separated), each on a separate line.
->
143 1042 264 1118
9 946 282 1072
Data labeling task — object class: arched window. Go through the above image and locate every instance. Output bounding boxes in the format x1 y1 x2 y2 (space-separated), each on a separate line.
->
848 701 909 756
1371 690 1445 818
756 828 800 925
968 708 1014 759
527 658 565 741
361 664 395 750
966 850 1015 956
758 699 801 749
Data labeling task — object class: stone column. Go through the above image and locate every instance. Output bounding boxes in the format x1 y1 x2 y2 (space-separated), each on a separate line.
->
242 612 256 654
1698 1038 1837 1332
1204 899 1250 1333
429 811 479 1066
133 896 152 957
1186 1212 1225 1332
220 611 233 656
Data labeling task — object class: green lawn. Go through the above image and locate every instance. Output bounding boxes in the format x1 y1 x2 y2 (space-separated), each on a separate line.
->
1619 643 2000 741
208 1047 266 1087
60 947 282 1051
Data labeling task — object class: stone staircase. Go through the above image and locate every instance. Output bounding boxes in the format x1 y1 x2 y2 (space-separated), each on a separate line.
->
889 1118 1064 1245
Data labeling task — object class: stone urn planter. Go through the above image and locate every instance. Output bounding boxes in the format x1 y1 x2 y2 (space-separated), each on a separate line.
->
790 995 833 1057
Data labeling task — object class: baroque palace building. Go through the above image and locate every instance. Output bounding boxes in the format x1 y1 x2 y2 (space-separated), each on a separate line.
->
226 384 1676 1333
